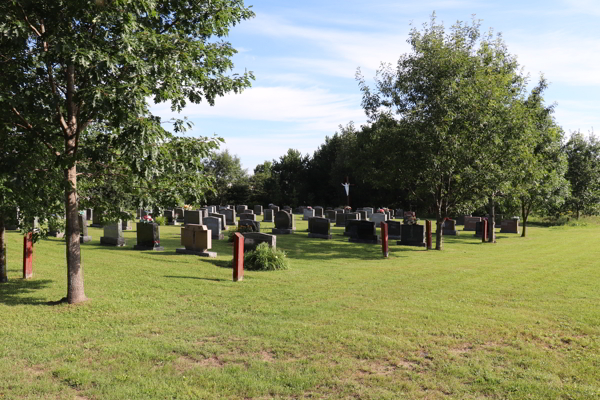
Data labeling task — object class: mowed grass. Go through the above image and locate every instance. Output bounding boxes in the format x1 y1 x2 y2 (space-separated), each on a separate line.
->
0 216 599 400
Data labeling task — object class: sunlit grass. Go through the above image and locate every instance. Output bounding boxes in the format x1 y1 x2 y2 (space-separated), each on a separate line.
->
1 215 599 399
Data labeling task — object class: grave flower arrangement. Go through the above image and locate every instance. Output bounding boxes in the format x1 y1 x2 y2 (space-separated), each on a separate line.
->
183 204 193 210
344 206 352 211
140 215 153 224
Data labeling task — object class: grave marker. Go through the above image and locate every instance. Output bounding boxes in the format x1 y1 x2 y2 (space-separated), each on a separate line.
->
307 217 332 239
23 232 33 279
134 222 164 251
381 221 389 258
176 224 216 257
272 211 295 234
233 232 244 282
398 224 426 247
100 221 126 246
204 216 224 240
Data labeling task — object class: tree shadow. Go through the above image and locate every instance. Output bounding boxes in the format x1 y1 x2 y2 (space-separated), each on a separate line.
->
0 279 55 306
164 275 228 282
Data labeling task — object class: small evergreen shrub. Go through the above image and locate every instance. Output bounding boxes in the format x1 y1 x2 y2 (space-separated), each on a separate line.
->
154 216 166 226
243 243 289 271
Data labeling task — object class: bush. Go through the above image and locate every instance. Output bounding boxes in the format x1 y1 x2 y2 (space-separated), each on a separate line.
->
154 216 166 226
243 243 289 271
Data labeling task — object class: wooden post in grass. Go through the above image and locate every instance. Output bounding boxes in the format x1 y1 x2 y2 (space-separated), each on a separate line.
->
482 219 488 243
233 232 244 282
425 220 432 250
381 221 389 258
23 232 33 279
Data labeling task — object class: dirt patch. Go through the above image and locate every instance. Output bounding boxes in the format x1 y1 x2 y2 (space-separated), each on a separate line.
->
175 355 224 371
259 350 276 363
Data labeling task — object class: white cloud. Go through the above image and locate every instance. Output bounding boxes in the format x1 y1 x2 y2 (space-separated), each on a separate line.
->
507 29 600 87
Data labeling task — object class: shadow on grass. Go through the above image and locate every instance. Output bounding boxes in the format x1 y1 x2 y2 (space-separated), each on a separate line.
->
164 275 228 282
0 279 56 306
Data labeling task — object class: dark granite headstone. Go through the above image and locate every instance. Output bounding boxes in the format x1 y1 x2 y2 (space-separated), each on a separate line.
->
253 205 263 216
91 208 104 227
242 232 276 252
86 208 93 222
175 207 185 222
314 207 324 218
270 205 280 212
335 212 346 227
239 219 260 232
346 220 380 244
263 208 274 222
308 217 332 239
358 210 367 220
236 205 248 214
398 224 425 247
239 212 256 221
184 210 202 226
464 216 481 231
204 216 224 240
500 217 520 234
100 221 126 246
209 212 226 229
134 222 164 251
222 209 237 226
442 219 459 235
198 208 209 219
164 209 179 225
272 210 295 234
387 220 402 240
325 210 337 222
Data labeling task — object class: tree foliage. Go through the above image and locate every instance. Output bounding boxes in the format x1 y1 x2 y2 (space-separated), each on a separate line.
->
0 0 254 301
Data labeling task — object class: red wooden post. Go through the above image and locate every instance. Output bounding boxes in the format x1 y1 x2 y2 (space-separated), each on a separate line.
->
482 219 488 243
426 220 432 250
232 232 244 282
381 221 389 258
23 232 33 279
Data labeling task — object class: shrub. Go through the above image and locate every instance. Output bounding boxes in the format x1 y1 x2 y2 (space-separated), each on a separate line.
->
154 216 166 226
243 243 289 271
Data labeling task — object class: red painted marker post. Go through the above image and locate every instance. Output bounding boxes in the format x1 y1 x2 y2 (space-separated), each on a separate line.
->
23 232 33 279
232 232 244 282
381 221 389 258
482 220 488 243
426 220 432 250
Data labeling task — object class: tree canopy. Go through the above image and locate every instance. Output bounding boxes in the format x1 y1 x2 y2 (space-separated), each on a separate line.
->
0 0 254 301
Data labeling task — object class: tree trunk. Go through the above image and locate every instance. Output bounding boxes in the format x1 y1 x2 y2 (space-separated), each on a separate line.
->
0 216 7 283
64 155 87 304
576 207 580 220
521 201 529 238
435 211 443 250
488 196 496 243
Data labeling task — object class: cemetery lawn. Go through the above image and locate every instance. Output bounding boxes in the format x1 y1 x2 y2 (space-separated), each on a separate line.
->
1 217 599 400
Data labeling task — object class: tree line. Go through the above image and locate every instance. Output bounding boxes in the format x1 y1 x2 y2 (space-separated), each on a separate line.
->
203 16 600 250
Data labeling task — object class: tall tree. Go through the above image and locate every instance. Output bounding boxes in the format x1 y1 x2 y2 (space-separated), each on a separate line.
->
270 149 309 207
357 15 536 250
0 0 254 303
204 149 249 205
563 132 600 219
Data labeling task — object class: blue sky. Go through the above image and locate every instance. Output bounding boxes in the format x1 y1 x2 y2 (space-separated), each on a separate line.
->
151 0 600 173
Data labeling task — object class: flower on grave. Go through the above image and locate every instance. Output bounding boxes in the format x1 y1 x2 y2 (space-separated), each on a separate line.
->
153 240 160 247
307 206 312 209
183 204 193 210
79 211 85 215
377 208 384 213
344 206 351 210
141 215 153 224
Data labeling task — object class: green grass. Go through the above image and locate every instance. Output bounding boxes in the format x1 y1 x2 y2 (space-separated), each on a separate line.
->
1 216 599 399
